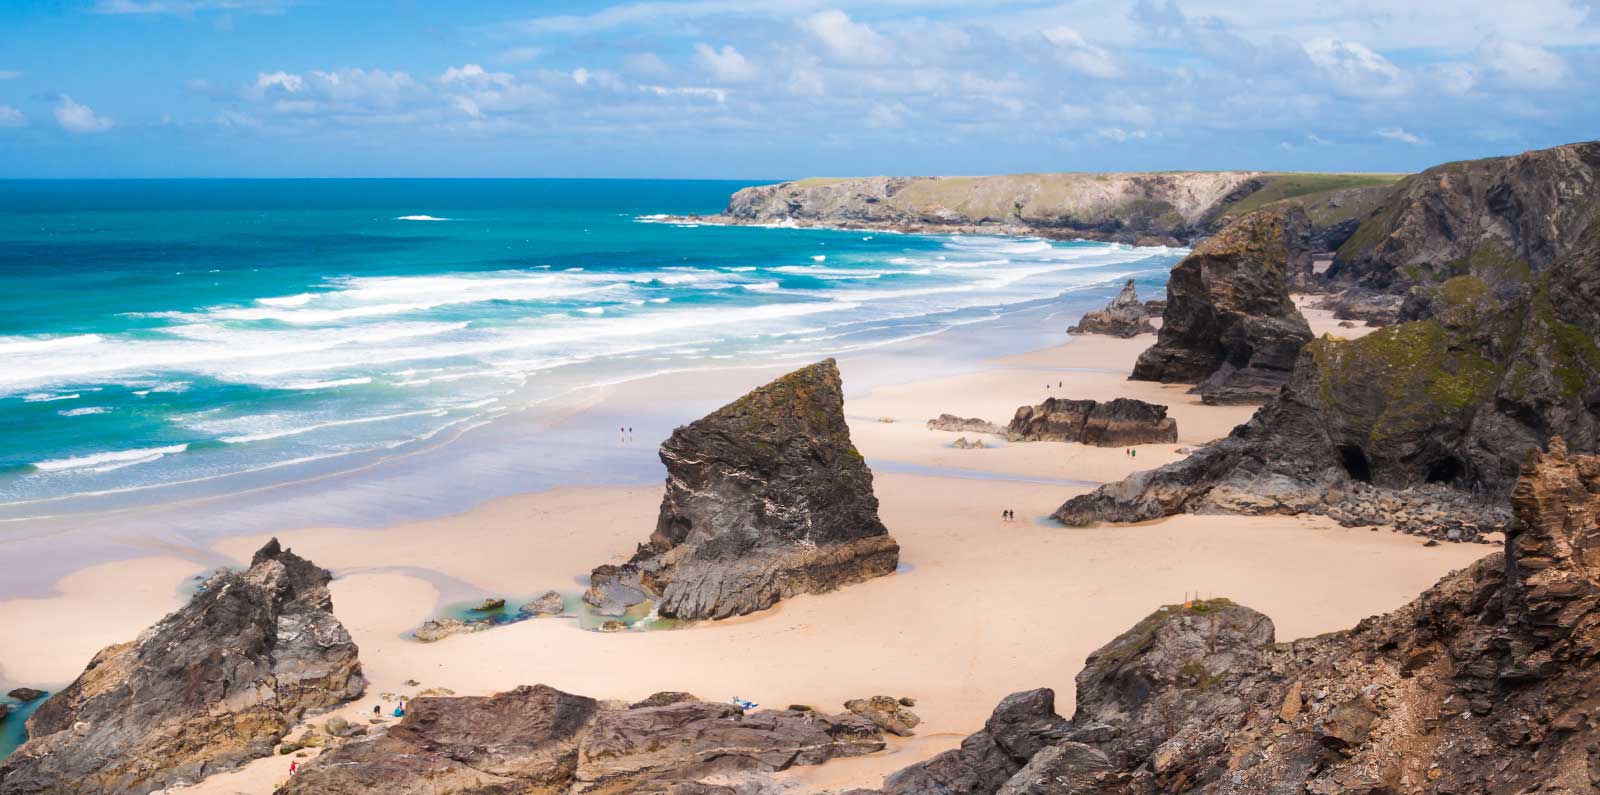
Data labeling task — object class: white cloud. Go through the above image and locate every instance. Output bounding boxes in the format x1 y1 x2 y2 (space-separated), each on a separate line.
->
1478 39 1567 88
54 96 113 133
1096 127 1148 142
624 52 673 79
799 10 892 64
1377 127 1425 144
440 64 514 89
257 71 304 92
1304 38 1410 98
695 43 758 82
1042 26 1119 78
1306 133 1332 145
0 106 25 127
640 85 728 103
495 47 543 66
0 71 20 80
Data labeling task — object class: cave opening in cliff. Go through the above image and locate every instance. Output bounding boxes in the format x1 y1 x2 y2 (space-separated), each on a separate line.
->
1338 445 1373 483
1426 456 1464 484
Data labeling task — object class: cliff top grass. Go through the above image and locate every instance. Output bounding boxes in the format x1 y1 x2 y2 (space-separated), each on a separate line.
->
1215 172 1405 221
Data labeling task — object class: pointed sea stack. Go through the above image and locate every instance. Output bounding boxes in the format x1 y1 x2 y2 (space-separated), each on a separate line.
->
0 539 365 795
1130 206 1314 405
585 359 899 620
1067 279 1156 338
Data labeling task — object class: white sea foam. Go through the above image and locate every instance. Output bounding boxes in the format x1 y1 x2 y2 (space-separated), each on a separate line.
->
281 377 372 391
396 215 450 221
0 334 103 355
579 307 605 315
34 444 189 473
214 408 451 444
59 407 111 417
811 255 826 262
23 393 80 403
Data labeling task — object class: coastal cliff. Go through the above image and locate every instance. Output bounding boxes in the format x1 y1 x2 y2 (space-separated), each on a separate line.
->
0 540 365 795
681 171 1397 245
585 359 900 620
883 441 1600 794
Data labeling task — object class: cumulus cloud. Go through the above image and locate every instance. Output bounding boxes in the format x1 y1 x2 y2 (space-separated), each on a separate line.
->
1304 38 1410 98
440 64 514 89
1042 26 1119 78
0 106 26 127
1478 39 1568 88
1377 127 1426 145
54 96 113 133
799 10 892 64
695 43 758 82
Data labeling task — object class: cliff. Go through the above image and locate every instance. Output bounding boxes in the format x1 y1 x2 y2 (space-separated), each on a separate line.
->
881 440 1600 793
695 171 1399 245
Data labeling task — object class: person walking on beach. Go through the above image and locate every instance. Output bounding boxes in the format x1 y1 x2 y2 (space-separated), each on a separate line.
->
289 761 299 776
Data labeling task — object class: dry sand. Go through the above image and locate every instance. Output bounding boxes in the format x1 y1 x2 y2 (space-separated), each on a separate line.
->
0 326 1489 794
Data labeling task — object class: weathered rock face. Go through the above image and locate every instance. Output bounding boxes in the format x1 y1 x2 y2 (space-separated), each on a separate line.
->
0 539 364 795
584 359 899 620
1131 206 1314 405
279 685 885 795
1006 398 1176 446
927 414 1003 435
1331 140 1600 290
1312 287 1404 326
1068 280 1156 338
878 442 1600 793
1056 219 1600 538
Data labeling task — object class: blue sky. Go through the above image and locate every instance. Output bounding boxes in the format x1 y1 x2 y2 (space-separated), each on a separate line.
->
0 0 1596 178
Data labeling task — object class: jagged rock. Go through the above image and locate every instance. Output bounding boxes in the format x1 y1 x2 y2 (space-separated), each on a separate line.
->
881 689 1067 795
951 436 988 450
0 539 364 795
630 691 699 708
1006 398 1176 446
845 696 922 737
278 685 885 795
1331 140 1600 290
584 359 899 621
879 441 1600 793
519 590 565 617
1131 206 1315 405
470 597 506 612
413 617 487 643
927 414 1003 434
4 689 43 703
1143 299 1166 318
994 743 1112 795
1067 279 1155 338
1314 287 1404 325
1054 217 1600 536
599 620 628 633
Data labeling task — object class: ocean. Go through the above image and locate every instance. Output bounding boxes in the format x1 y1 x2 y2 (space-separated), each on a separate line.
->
0 179 1182 528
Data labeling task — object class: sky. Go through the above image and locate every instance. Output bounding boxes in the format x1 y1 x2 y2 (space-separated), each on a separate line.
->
0 0 1596 178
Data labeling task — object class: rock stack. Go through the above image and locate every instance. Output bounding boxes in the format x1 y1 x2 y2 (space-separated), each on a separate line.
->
0 539 365 795
584 359 899 620
1067 279 1156 337
1006 397 1176 446
1131 206 1314 405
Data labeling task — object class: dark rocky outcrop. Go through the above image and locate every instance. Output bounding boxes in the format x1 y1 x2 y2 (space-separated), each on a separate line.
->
876 441 1600 793
584 359 899 620
0 539 364 795
278 685 885 795
519 590 565 617
1007 398 1176 446
844 696 922 737
1130 206 1314 405
1055 217 1600 539
1142 299 1166 318
3 689 43 704
1312 287 1404 325
1331 140 1600 291
927 414 1003 435
1067 280 1156 338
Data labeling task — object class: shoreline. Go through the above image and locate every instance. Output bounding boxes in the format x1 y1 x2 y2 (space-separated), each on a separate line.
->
0 299 1492 793
638 213 1190 246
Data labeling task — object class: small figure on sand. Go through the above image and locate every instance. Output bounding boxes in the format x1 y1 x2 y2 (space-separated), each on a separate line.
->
628 426 634 442
289 760 299 776
373 704 380 716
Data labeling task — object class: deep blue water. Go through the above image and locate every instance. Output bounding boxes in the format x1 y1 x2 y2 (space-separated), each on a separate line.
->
0 179 1182 514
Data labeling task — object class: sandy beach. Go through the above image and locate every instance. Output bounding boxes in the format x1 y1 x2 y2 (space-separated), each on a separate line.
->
0 303 1484 794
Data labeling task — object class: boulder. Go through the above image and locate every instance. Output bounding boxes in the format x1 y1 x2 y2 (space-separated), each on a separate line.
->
882 689 1067 795
951 436 988 450
413 617 487 643
877 441 1600 793
470 597 506 612
0 539 364 795
927 414 1003 434
4 689 43 703
1067 279 1156 338
583 360 899 620
277 685 885 795
1131 206 1314 405
1006 398 1176 446
519 590 565 617
844 695 922 737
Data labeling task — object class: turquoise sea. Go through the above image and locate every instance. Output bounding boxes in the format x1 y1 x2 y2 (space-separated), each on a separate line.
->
0 179 1181 532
